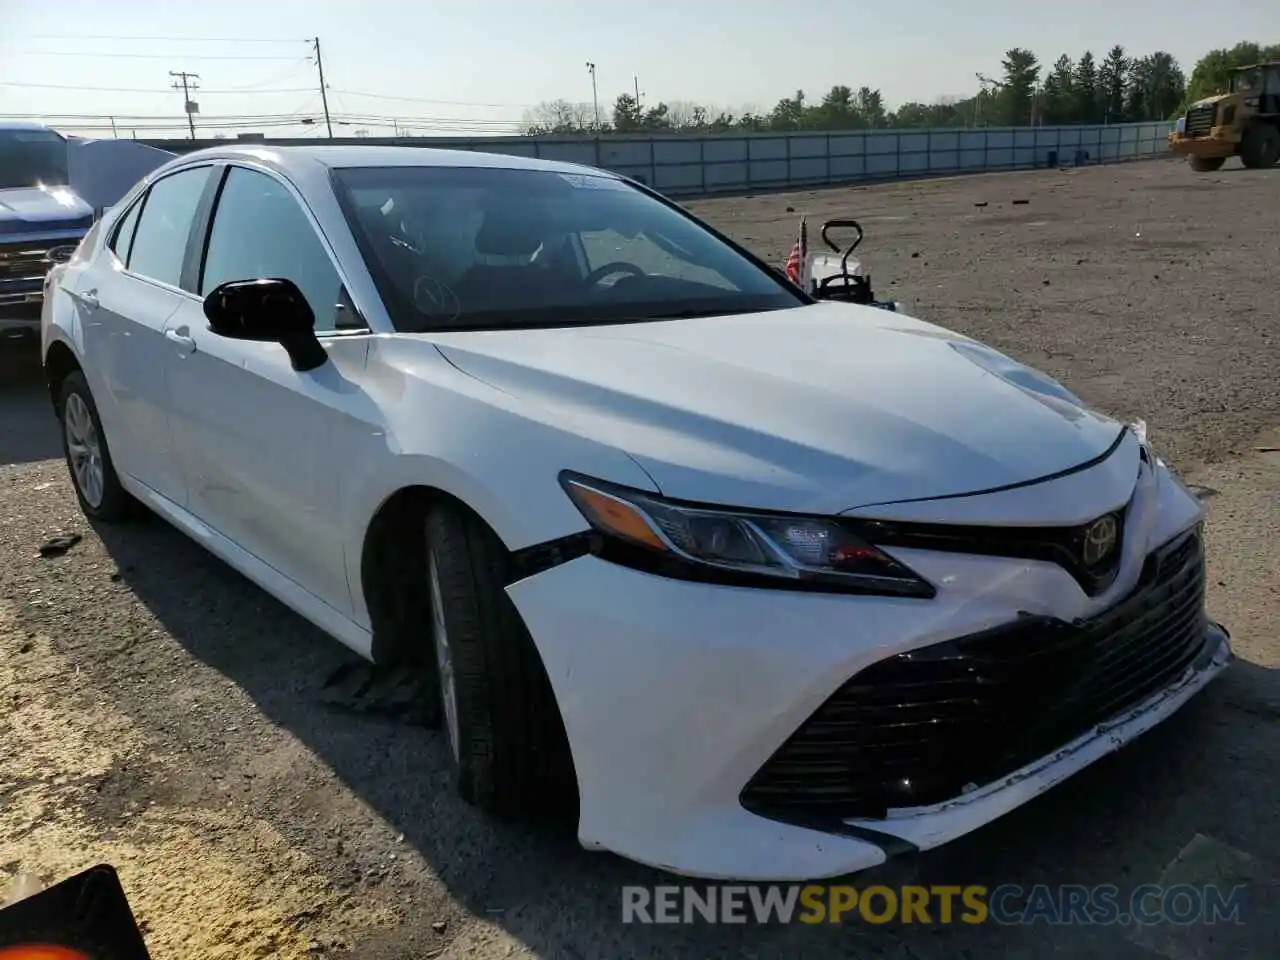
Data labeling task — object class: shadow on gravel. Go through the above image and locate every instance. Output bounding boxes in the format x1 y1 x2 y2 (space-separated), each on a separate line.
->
89 513 1280 959
0 343 61 467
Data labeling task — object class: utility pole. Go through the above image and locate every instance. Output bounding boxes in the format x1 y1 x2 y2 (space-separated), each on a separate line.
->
585 61 600 130
170 70 200 139
311 37 334 138
634 75 642 113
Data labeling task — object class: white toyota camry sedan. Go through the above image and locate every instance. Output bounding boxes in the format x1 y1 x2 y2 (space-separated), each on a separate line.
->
41 145 1231 881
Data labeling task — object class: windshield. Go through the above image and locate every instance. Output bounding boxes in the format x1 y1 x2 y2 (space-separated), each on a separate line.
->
332 165 803 332
1230 70 1260 93
0 128 70 189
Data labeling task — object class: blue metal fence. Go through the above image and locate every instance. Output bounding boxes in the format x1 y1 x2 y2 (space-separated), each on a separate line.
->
146 121 1173 199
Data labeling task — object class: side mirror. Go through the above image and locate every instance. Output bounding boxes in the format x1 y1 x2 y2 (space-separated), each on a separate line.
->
202 278 328 372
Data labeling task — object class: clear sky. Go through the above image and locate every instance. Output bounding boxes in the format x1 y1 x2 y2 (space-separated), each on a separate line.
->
1 0 1278 138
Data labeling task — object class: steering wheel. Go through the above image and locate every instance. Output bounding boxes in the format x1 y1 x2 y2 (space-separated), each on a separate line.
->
412 274 460 320
583 261 646 287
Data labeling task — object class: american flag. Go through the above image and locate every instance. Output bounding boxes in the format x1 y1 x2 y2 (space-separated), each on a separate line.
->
784 217 808 286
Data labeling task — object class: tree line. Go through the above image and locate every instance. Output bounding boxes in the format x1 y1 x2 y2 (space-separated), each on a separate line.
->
522 40 1279 136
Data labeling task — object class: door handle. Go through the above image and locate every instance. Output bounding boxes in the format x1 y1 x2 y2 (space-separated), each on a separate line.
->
79 289 100 311
165 328 197 355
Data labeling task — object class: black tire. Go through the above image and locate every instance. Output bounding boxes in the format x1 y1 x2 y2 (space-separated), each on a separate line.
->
1240 124 1280 169
425 503 576 819
1188 155 1225 172
56 370 139 522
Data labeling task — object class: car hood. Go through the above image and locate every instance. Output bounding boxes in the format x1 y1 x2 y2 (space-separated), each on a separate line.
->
431 302 1124 515
0 185 94 235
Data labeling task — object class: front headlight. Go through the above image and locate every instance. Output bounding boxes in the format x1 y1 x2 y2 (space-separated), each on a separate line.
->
559 473 935 598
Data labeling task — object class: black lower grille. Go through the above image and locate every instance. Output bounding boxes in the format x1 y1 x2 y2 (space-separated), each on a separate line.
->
741 528 1210 823
1185 103 1216 138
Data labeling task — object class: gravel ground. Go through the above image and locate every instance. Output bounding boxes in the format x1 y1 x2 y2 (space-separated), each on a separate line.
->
1 158 1278 959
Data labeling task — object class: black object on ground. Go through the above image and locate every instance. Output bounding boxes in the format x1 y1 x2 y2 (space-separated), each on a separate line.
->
319 660 439 727
38 533 83 558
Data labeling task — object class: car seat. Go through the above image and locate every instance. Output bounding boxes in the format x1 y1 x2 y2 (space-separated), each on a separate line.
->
450 206 579 313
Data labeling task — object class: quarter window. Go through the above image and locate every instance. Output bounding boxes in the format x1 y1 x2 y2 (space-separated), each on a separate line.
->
109 198 143 263
126 166 210 287
201 167 346 332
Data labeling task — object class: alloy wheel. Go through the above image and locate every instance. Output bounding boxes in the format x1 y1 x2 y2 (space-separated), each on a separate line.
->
64 392 105 509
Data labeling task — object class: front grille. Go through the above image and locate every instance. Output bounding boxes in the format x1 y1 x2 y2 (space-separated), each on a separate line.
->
741 528 1209 823
850 503 1129 597
0 242 56 282
1185 103 1216 138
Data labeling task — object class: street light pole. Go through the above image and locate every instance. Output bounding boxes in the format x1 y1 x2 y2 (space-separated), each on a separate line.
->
586 61 600 130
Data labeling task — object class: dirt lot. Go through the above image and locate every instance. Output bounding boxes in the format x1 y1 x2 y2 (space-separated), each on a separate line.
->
2 158 1278 959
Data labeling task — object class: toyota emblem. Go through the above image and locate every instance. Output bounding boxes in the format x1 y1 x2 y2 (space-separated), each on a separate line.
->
1082 514 1119 567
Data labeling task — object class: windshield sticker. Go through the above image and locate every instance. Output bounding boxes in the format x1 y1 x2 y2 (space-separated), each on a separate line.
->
558 173 628 190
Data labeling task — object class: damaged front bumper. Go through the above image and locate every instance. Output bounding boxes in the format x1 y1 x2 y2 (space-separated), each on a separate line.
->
507 443 1229 880
840 620 1231 856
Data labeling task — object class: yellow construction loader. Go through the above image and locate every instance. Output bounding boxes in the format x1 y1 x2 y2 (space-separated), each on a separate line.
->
1167 61 1280 170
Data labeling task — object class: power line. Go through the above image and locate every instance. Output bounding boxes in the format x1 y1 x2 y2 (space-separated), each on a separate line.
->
54 118 325 132
0 80 315 95
8 33 553 136
6 109 524 128
13 111 526 127
22 34 306 43
331 88 533 109
2 112 320 121
44 116 529 136
1 82 532 110
8 50 302 61
214 59 314 91
335 113 524 127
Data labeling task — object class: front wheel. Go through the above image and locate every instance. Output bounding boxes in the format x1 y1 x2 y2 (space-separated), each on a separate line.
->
1240 124 1280 169
56 371 139 522
1188 155 1225 172
425 503 576 819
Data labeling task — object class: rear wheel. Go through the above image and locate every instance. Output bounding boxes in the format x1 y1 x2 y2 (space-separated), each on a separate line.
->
1240 124 1280 169
1188 155 1225 172
56 371 139 522
425 503 576 819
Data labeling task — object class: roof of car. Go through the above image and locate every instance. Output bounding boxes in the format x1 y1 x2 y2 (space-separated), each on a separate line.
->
173 143 620 179
0 120 60 133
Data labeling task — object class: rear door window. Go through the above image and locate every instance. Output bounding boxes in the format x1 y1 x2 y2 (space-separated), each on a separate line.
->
126 167 211 288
